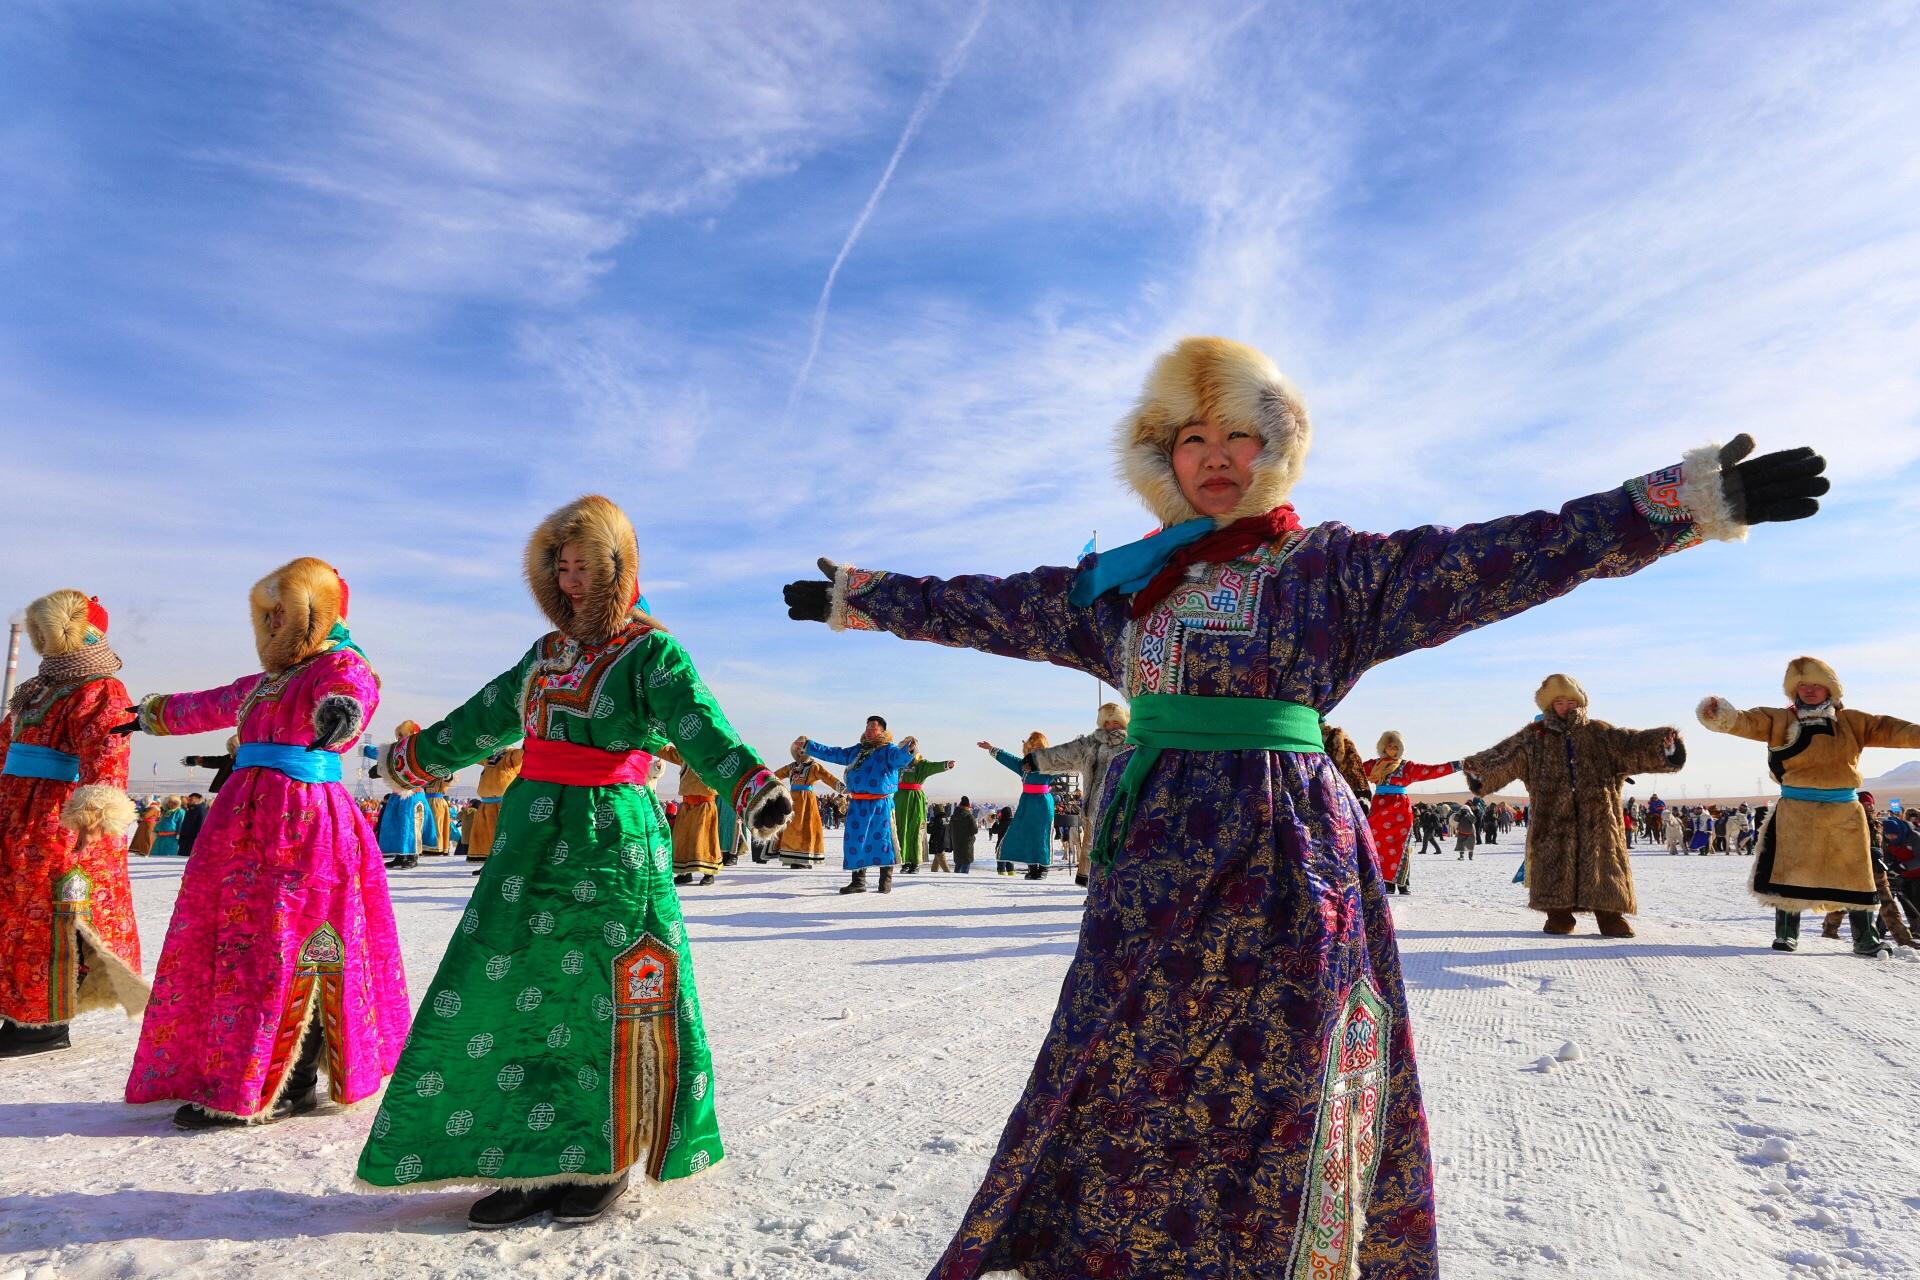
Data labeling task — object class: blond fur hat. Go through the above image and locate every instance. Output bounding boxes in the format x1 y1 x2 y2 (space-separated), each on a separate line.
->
1117 337 1312 529
1534 674 1589 714
24 589 110 657
1783 656 1843 703
1098 701 1130 729
1375 731 1404 758
1024 731 1050 755
525 495 664 646
251 558 349 675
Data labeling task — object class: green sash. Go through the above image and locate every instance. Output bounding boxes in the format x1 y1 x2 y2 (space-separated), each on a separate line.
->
1091 693 1325 865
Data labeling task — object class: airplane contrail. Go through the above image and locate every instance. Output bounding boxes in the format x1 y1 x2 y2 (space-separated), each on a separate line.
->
783 0 992 422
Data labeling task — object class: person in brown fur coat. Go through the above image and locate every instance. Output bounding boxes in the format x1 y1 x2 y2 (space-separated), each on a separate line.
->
1319 721 1372 808
1463 674 1685 937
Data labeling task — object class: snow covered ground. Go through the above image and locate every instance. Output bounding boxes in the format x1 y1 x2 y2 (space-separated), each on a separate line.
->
6 838 1920 1279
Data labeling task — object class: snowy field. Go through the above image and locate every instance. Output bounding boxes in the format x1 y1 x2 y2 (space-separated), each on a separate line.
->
6 838 1920 1280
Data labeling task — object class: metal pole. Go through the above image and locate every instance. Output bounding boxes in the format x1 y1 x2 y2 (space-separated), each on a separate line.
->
1 622 21 708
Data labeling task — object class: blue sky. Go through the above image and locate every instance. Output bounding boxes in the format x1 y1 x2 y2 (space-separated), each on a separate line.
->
4 0 1918 801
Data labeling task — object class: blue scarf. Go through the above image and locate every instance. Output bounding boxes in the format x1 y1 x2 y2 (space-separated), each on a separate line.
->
1067 518 1215 607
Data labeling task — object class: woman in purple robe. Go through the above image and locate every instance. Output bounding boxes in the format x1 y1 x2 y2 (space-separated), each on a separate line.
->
784 337 1827 1279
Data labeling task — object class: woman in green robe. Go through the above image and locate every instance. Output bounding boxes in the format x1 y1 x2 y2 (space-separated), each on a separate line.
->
356 495 790 1229
893 748 955 872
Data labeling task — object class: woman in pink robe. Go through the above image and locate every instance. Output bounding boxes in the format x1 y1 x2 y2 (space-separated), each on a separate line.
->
121 558 409 1127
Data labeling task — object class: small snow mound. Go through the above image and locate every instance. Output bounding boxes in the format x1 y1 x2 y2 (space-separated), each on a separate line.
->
1533 1055 1558 1072
1811 1206 1842 1226
0 1266 27 1280
1765 1180 1791 1196
1759 1137 1796 1161
1556 1041 1583 1062
1753 1202 1785 1219
1783 1248 1832 1268
836 1008 857 1021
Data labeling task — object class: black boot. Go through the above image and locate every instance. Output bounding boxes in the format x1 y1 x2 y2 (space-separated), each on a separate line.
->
1850 910 1890 957
175 1019 325 1129
469 1184 567 1230
673 873 693 885
1075 873 1089 887
878 866 893 894
0 1020 71 1059
554 1172 630 1224
1773 909 1801 952
697 873 716 886
839 870 868 895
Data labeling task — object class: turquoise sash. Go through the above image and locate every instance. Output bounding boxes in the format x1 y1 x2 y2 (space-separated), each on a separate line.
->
236 742 343 784
1780 785 1858 804
2 743 82 782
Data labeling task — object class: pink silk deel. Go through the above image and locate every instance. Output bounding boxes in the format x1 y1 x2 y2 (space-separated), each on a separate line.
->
125 648 410 1117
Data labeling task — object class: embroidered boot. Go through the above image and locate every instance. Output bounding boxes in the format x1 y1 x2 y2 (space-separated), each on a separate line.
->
878 866 893 894
0 1020 71 1059
1773 910 1800 952
839 870 868 895
1849 910 1890 958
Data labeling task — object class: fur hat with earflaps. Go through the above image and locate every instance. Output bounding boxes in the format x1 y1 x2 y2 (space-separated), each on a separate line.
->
1117 336 1313 529
1534 674 1589 715
251 557 350 675
24 589 110 657
1097 701 1130 730
1783 656 1842 705
1368 731 1405 785
525 495 665 646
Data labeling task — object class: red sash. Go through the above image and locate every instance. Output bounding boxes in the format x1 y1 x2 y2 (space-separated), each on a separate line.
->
848 792 892 802
1022 783 1050 794
897 782 924 791
520 738 656 788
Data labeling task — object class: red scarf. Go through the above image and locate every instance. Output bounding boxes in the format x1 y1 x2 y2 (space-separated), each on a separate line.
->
1130 506 1303 618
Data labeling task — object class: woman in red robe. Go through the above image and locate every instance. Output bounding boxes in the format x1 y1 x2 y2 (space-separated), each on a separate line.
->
0 591 147 1057
1361 732 1460 894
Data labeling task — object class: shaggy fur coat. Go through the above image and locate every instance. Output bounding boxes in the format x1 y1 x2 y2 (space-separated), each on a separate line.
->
1466 711 1682 915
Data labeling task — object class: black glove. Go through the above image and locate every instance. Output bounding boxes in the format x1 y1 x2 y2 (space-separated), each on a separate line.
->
110 716 141 736
307 696 362 751
1464 770 1484 796
783 557 836 623
1020 753 1038 773
1719 434 1828 524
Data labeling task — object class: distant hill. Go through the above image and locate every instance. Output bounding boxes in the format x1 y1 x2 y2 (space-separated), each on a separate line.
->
1866 760 1920 787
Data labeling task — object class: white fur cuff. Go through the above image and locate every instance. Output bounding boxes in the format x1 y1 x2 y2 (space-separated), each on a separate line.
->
376 741 414 795
1695 696 1739 733
827 562 853 634
62 784 138 836
744 774 793 836
1678 442 1749 544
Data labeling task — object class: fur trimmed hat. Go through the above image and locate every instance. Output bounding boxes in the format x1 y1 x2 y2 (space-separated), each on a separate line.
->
1534 674 1589 714
1117 337 1313 529
1097 701 1131 729
525 495 661 646
250 558 349 675
24 589 109 657
1375 730 1404 758
1784 656 1843 703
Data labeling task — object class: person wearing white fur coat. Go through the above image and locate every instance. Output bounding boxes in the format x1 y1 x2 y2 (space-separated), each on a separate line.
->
1027 701 1130 887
